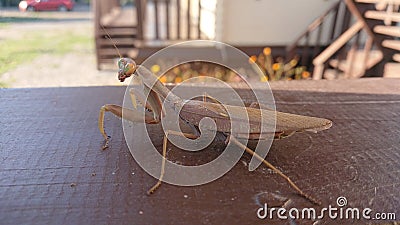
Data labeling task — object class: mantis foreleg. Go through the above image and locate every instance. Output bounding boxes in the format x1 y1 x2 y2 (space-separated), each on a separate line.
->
99 88 163 150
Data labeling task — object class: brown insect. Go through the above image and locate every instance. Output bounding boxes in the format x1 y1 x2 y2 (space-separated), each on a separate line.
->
98 55 332 205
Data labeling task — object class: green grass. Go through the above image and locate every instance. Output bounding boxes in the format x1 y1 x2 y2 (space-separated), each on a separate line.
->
0 16 44 23
0 30 92 76
0 23 10 28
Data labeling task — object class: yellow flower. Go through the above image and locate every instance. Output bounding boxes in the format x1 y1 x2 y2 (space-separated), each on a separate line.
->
158 76 167 83
263 47 271 55
302 71 310 78
272 63 280 71
151 64 160 73
260 76 268 82
249 55 257 64
175 76 183 83
173 67 180 74
289 59 297 66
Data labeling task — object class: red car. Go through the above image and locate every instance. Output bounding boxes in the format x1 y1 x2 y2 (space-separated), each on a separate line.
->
19 0 74 12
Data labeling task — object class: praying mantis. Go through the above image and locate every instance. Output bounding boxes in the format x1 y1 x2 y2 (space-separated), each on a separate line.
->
98 56 332 205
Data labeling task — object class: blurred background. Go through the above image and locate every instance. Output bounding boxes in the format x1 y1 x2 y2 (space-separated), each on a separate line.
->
0 0 399 88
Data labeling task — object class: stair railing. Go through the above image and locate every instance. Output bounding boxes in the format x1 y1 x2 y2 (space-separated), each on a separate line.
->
313 0 377 79
286 1 345 72
287 0 382 79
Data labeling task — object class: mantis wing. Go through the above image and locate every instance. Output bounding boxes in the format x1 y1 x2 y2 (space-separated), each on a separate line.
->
180 100 332 137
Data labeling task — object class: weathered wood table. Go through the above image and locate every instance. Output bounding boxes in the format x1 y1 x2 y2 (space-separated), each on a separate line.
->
1 78 399 224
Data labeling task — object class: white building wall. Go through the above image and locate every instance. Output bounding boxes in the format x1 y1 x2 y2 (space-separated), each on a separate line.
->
216 0 339 45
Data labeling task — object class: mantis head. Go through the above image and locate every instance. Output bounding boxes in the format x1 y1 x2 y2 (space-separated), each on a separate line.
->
118 58 137 82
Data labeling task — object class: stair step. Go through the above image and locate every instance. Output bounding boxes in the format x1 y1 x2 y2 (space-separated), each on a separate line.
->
382 40 400 51
355 0 400 4
101 8 136 28
365 11 400 23
98 47 136 57
101 25 137 29
384 62 400 77
98 58 118 64
393 54 400 63
98 49 139 60
97 38 137 46
97 27 137 37
323 69 343 80
329 50 383 78
373 25 400 37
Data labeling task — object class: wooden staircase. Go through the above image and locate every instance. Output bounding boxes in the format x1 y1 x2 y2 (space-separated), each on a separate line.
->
94 0 209 70
358 0 400 65
356 0 400 77
326 49 383 78
293 0 400 79
93 0 399 77
93 0 138 69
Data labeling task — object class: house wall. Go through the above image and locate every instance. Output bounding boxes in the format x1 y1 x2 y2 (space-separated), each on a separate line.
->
217 0 340 46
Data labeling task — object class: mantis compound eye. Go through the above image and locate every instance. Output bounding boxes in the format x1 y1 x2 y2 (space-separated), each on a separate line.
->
118 58 127 69
124 62 136 75
117 58 137 82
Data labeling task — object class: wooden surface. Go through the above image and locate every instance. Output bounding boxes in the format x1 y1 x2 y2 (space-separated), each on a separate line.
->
0 78 399 224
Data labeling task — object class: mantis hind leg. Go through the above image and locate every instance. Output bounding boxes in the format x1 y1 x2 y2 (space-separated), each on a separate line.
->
249 102 275 110
201 92 229 117
202 92 220 104
147 130 199 195
229 135 321 205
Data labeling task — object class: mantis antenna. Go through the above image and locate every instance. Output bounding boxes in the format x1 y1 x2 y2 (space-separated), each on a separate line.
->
100 24 122 59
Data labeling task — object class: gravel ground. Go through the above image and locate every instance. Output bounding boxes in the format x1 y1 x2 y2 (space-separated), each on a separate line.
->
0 10 122 88
1 51 121 88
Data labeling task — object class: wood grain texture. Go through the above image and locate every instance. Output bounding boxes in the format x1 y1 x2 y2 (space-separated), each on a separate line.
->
0 78 399 224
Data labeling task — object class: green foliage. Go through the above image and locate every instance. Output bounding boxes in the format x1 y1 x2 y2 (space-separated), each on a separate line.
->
0 0 21 7
75 0 91 4
120 0 134 6
0 17 45 23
